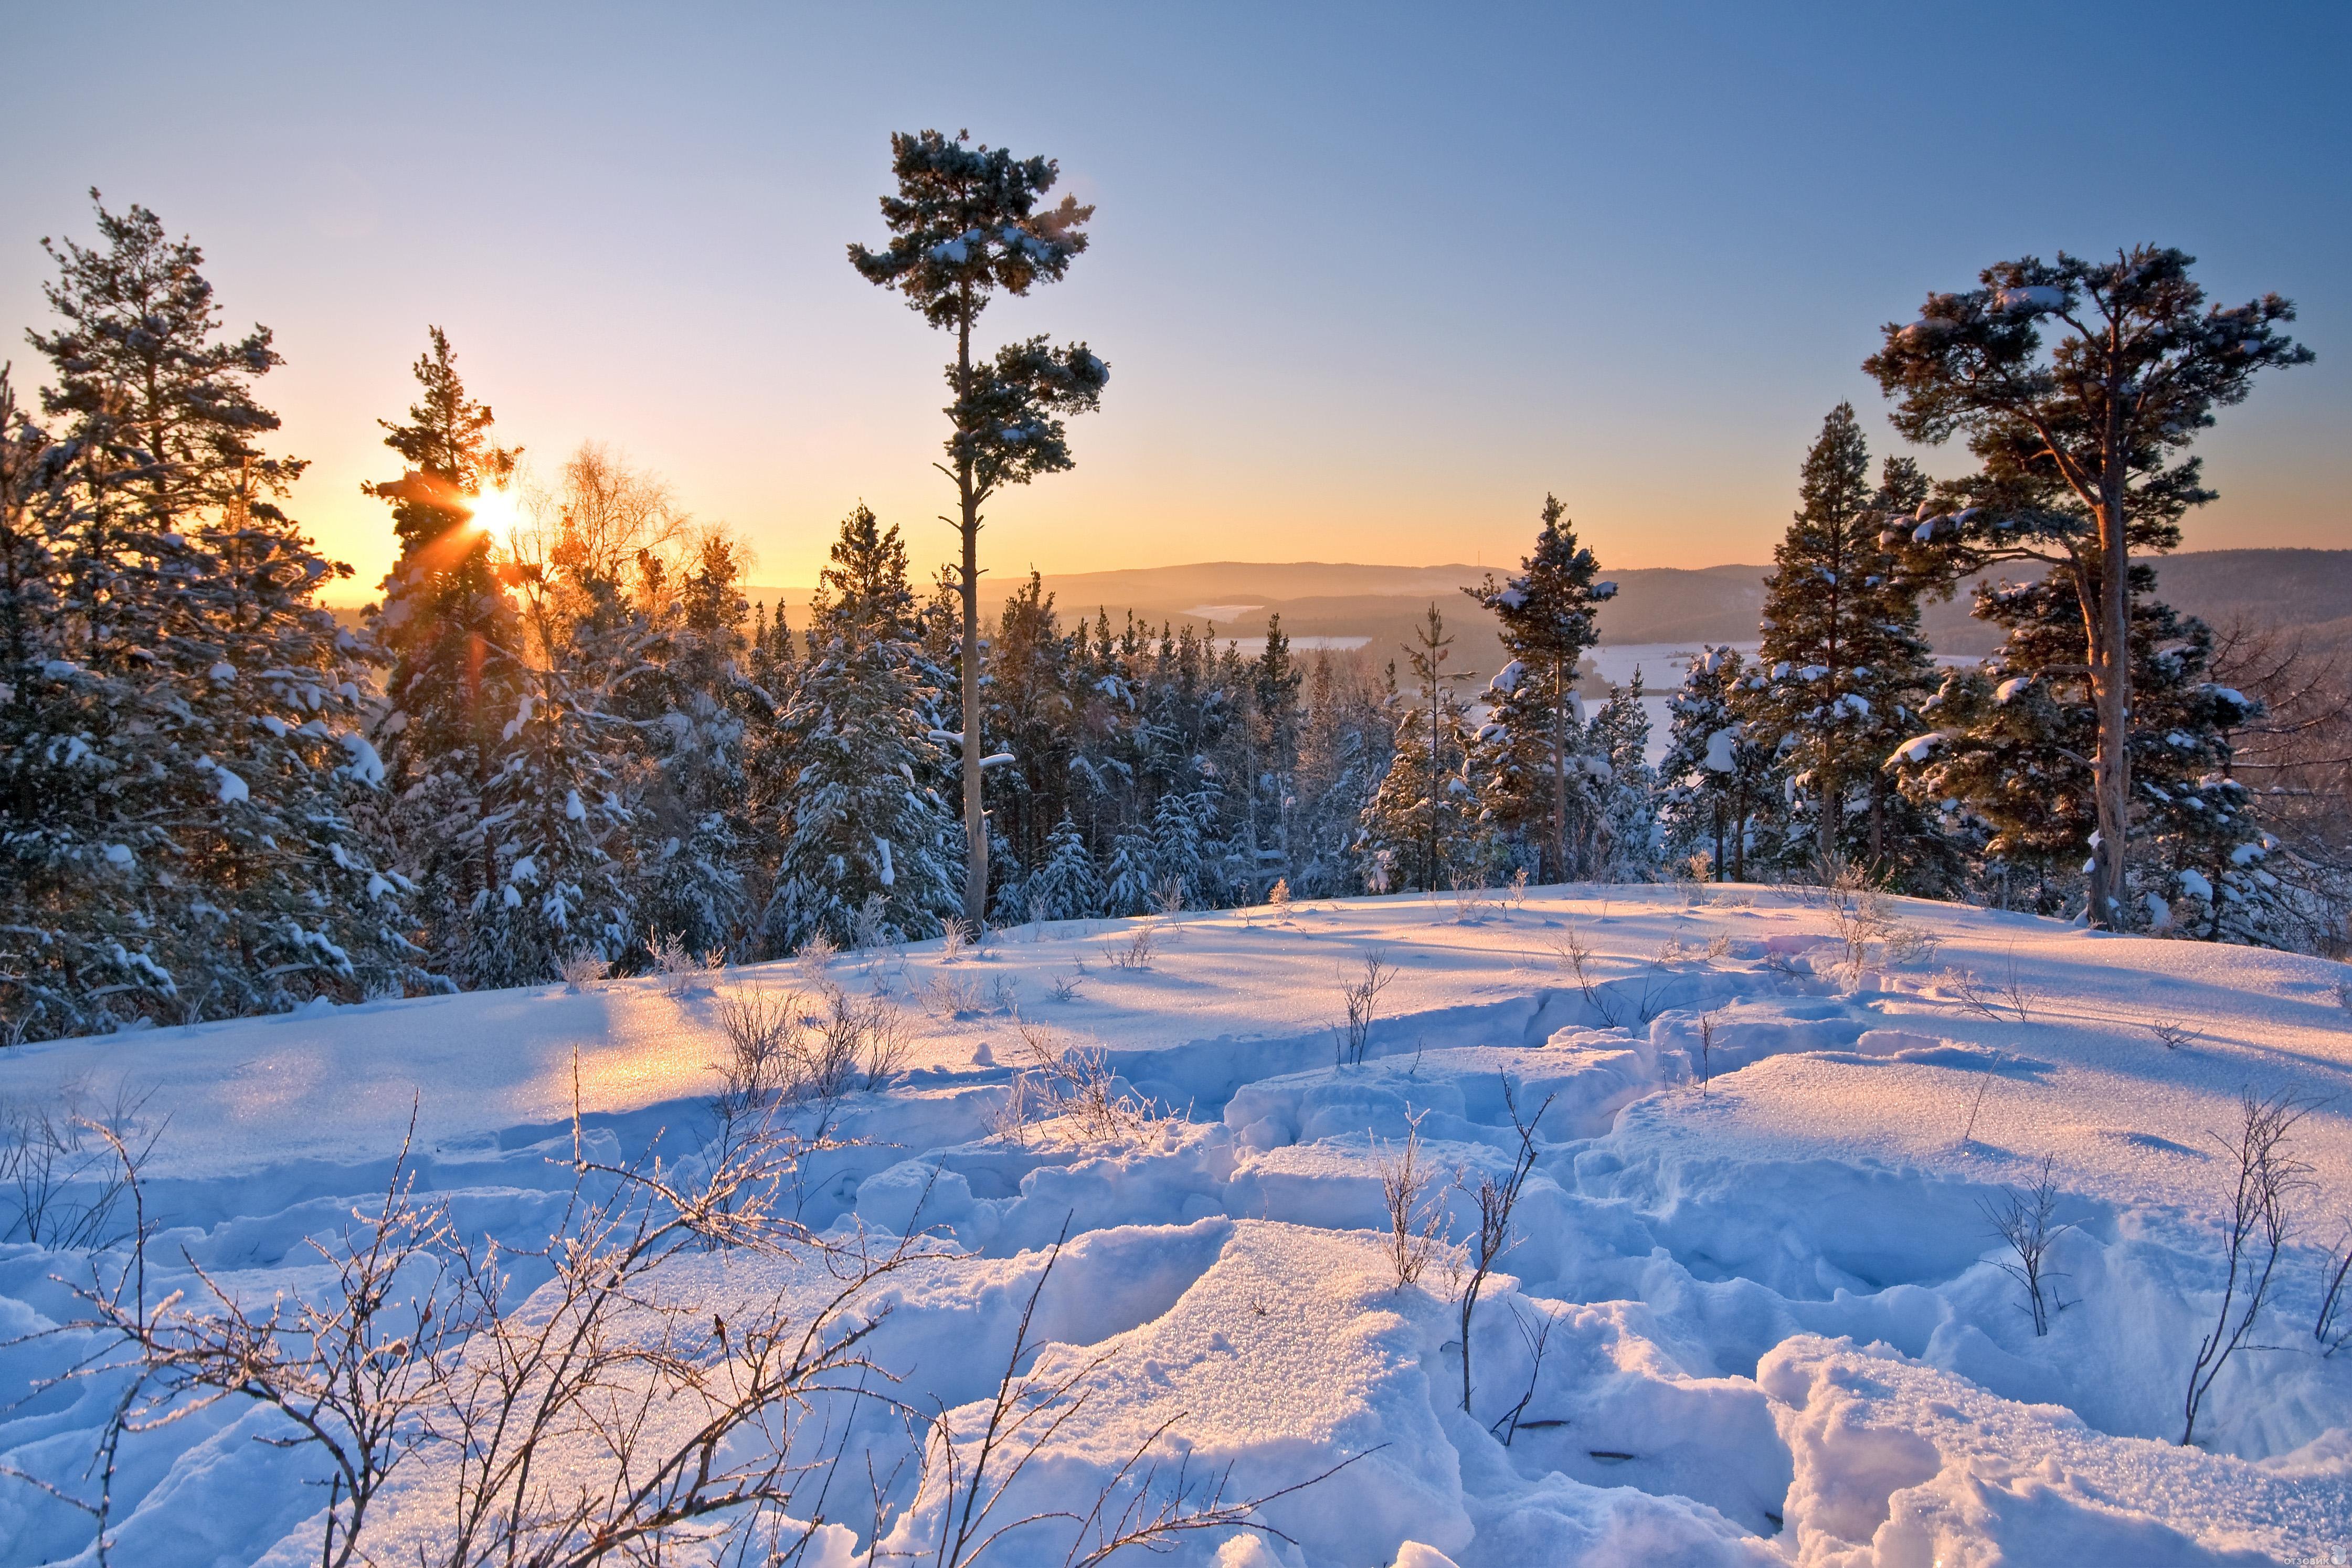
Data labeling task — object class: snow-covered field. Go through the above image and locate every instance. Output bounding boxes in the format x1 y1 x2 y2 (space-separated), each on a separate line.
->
4 889 2350 1565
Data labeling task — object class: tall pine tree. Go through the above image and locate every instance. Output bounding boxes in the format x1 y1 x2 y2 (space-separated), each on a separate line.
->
1466 495 1616 882
365 329 525 973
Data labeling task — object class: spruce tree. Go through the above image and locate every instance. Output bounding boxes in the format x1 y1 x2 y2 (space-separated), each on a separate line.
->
1738 405 1938 876
1247 615 1304 896
639 529 758 958
1586 675 1658 881
1021 810 1101 921
759 506 957 951
851 130 1109 931
1361 605 1477 892
365 329 524 972
1866 248 2309 926
1657 647 1777 881
1466 495 1616 881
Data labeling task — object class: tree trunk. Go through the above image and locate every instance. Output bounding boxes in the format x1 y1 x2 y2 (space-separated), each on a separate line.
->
1552 657 1569 885
2085 490 2131 929
956 303 988 933
1868 771 1885 864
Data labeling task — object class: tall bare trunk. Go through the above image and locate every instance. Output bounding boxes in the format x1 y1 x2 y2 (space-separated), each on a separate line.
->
956 303 988 932
1551 656 1569 883
2086 483 2131 928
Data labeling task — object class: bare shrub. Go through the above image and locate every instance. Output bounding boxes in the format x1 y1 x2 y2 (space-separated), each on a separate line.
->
924 971 986 1019
54 1085 926 1568
2317 1222 2351 1357
647 926 708 995
556 949 610 993
2147 1018 2203 1051
711 989 797 1128
1694 1010 1720 1094
1449 876 1489 924
1489 1301 1557 1447
1943 950 2035 1024
1458 1078 1556 1415
1150 877 1187 917
1824 867 1898 980
1882 925 1941 968
1048 970 1084 1003
851 893 889 952
810 986 914 1095
1547 923 1622 1028
1334 952 1397 1067
2181 1089 2312 1445
1008 1017 1169 1145
1266 878 1292 918
939 917 973 963
988 1069 1037 1145
1980 1154 2074 1336
1108 917 1161 970
990 974 1020 1014
1506 867 1530 916
1375 1111 1452 1290
794 932 839 988
0 1084 158 1249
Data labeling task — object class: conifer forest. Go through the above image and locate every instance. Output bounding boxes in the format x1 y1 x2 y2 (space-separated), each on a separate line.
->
0 151 2337 1046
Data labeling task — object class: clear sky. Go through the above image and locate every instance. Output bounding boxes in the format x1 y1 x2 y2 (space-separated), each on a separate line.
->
4 2 2346 600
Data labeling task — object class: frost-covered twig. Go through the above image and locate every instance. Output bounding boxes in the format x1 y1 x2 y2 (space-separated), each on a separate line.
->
1334 952 1396 1067
1488 1300 1557 1447
2315 1221 2352 1357
1375 1110 1452 1289
1459 1077 1555 1414
1979 1154 2073 1336
2181 1089 2312 1445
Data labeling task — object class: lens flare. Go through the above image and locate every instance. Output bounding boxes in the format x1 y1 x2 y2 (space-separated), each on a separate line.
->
465 486 520 543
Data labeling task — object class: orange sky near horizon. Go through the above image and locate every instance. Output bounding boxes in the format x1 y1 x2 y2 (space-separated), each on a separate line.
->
3 6 2343 606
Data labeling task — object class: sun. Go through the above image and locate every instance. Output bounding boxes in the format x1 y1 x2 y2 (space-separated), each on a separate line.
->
465 486 520 544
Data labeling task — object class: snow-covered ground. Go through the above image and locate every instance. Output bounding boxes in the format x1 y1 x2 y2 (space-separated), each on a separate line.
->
4 889 2350 1565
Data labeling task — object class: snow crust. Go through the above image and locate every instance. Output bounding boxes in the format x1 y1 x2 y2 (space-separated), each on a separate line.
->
4 889 2350 1564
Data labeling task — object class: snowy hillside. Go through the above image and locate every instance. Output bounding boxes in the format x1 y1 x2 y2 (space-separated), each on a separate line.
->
4 887 2350 1566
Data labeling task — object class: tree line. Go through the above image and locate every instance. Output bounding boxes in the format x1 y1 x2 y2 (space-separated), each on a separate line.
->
0 152 2331 1042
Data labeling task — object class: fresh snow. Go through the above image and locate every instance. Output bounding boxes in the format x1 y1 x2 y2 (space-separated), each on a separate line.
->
3 888 2349 1565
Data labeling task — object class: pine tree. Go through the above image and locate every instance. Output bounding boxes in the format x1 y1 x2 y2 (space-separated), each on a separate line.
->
1866 247 2309 926
984 570 1079 917
1894 566 2277 938
1657 647 1779 881
1466 495 1617 881
639 529 758 958
1246 615 1304 898
1294 651 1391 895
1587 675 1658 881
1020 810 1101 921
3 198 423 1034
1738 405 1939 877
365 328 524 972
851 130 1109 930
1361 605 1477 892
460 681 635 987
759 506 958 951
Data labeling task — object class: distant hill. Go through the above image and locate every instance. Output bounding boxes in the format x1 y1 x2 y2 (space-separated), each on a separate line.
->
740 546 2351 682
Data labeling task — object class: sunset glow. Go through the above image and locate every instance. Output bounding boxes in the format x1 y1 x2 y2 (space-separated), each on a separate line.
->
464 486 518 544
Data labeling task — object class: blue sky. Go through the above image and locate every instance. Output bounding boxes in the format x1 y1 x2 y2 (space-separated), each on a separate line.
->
4 2 2345 591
